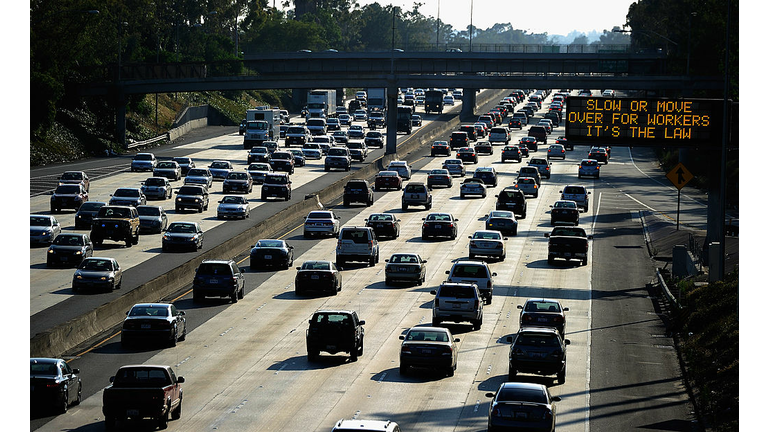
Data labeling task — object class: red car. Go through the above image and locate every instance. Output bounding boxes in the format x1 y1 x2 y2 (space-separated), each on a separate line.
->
374 170 403 191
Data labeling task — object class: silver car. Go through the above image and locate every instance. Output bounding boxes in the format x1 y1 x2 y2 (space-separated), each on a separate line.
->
208 160 233 180
217 195 250 220
514 177 539 198
130 152 156 171
431 282 483 329
442 158 466 177
468 230 507 260
141 177 173 200
137 205 168 233
72 257 122 292
184 168 214 188
246 163 273 184
384 253 427 285
387 161 412 180
460 178 487 198
303 210 340 238
153 161 182 180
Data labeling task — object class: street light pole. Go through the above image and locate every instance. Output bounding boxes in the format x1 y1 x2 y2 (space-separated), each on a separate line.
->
469 0 474 52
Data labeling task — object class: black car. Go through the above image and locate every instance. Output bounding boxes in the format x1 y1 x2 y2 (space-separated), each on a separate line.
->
162 221 204 251
295 260 342 295
485 210 518 236
507 118 523 129
456 147 478 164
364 131 384 148
473 167 498 187
174 185 209 213
222 171 253 194
30 358 81 414
550 200 579 226
486 382 560 432
495 187 526 217
507 327 570 383
74 201 106 229
364 213 401 239
422 212 459 240
250 239 294 270
193 259 245 303
261 173 292 201
270 151 295 174
431 140 451 156
306 309 364 361
46 233 93 267
247 147 271 164
50 184 89 212
343 180 374 206
518 298 569 336
120 303 187 347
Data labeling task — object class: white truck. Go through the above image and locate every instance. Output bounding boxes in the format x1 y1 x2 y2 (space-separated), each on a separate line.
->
244 108 281 149
306 90 336 119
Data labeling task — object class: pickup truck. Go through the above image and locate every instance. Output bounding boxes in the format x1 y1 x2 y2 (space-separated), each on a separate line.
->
102 364 184 430
545 227 593 266
306 310 365 361
90 205 140 247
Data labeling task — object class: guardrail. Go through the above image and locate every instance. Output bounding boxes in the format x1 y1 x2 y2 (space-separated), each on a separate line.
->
125 133 167 150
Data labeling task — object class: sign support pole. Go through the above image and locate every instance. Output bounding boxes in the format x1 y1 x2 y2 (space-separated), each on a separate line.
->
677 189 681 231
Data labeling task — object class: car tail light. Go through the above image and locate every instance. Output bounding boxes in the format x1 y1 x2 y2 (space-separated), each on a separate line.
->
487 280 492 289
47 382 60 388
553 316 563 323
492 406 501 417
545 410 553 420
434 298 440 307
469 240 477 247
522 314 533 323
402 347 412 354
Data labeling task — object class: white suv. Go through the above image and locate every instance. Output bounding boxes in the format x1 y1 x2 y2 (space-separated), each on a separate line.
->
431 282 483 330
336 227 380 269
332 419 401 432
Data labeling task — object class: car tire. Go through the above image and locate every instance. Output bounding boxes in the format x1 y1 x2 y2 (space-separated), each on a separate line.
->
558 366 566 384
231 291 238 303
171 398 182 420
157 407 169 430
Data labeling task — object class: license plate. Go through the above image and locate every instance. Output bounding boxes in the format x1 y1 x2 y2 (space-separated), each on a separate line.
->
311 275 320 280
564 252 572 257
434 224 442 228
530 352 545 358
264 255 272 260
326 345 336 351
141 324 151 329
537 317 549 322
399 267 408 272
452 303 461 309
127 409 140 416
209 279 218 284
411 194 418 198
60 257 68 261
421 349 432 354
376 224 383 228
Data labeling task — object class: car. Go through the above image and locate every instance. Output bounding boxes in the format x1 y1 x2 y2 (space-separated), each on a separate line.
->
518 166 542 186
555 137 572 151
72 257 122 292
223 171 253 194
353 109 368 122
514 177 539 198
475 141 493 155
285 149 305 167
175 184 209 212
473 166 498 187
192 259 245 303
140 177 173 200
346 141 369 161
528 157 551 179
459 178 487 198
332 419 401 432
449 131 469 149
364 213 400 240
263 140 279 154
518 298 569 336
486 382 561 432
489 127 510 144
162 221 204 251
551 200 580 225
50 183 89 212
348 124 365 139
384 253 427 285
246 162 273 184
387 160 412 179
89 205 140 247
578 158 600 178
172 157 195 175
430 282 483 329
30 358 82 414
460 125 478 141
57 171 90 192
560 184 590 210
468 230 507 260
401 181 432 210
495 187 527 218
285 125 310 147
303 210 341 238
443 94 455 105
374 170 403 191
270 151 295 174
427 169 452 188
301 146 322 160
121 303 187 347
101 364 184 429
399 326 459 377
547 144 566 160
295 261 342 295
519 136 538 152
364 131 385 148
485 210 518 235
325 146 352 171
46 233 93 267
338 113 352 125
109 187 146 207
421 212 458 240
588 147 609 163
445 259 497 304
343 179 375 206
431 140 451 156
545 226 593 266
326 117 340 131
184 168 214 188
153 161 182 181
217 195 250 219
261 172 292 201
442 158 466 176
208 160 233 180
336 226 380 268
306 310 364 363
137 205 168 234
247 146 271 164
456 147 478 164
501 145 522 163
507 118 523 129
130 152 156 171
250 239 294 270
74 201 106 229
537 119 553 134
332 130 349 144
507 327 570 383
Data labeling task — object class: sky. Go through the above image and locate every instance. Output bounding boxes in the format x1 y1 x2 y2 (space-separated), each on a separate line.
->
356 0 638 35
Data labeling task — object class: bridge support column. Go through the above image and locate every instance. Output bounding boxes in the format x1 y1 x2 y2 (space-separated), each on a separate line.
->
115 89 126 148
385 82 398 155
460 88 478 122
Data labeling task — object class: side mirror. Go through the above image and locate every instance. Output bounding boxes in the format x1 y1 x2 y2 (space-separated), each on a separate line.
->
517 305 523 309
430 290 437 295
359 320 366 325
384 259 390 263
564 339 571 345
545 233 551 238
179 311 186 316
109 376 115 383
176 377 185 384
445 270 450 274
485 392 496 398
563 307 570 312
551 396 562 402
72 368 80 375
399 335 405 340
492 272 498 277
454 338 460 343
422 260 427 263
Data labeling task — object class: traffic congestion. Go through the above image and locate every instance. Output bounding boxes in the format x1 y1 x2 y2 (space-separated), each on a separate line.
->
31 87 629 432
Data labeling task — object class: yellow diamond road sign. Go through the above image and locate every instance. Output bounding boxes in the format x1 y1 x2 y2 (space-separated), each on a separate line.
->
666 162 693 190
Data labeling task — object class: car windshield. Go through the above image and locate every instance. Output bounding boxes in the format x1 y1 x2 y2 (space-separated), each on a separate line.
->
113 368 171 387
582 160 598 166
178 186 203 195
173 158 191 164
221 196 246 204
554 201 577 209
55 185 81 194
489 211 513 218
134 154 153 161
167 223 197 233
519 179 535 185
525 301 562 313
405 330 449 342
249 164 270 171
78 202 104 211
301 261 331 271
52 234 84 246
256 240 284 248
60 172 84 180
444 160 460 165
515 333 560 347
264 175 287 184
473 231 501 240
156 162 176 168
227 172 248 180
341 229 370 243
405 184 425 193
367 132 382 137
288 127 305 134
137 207 161 216
210 162 230 169
497 387 548 403
129 306 169 317
563 186 586 194
30 361 59 376
452 264 488 278
328 148 347 156
378 171 397 177
79 259 113 271
144 178 166 186
187 169 209 177
197 263 231 275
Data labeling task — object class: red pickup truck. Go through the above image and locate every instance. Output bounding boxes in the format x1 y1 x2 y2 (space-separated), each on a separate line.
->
102 364 184 430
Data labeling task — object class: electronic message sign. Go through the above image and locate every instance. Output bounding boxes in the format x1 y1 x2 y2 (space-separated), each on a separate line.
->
565 97 723 147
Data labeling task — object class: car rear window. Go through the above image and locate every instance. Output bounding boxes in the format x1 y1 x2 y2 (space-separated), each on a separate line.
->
497 387 548 403
516 333 560 347
341 229 370 243
438 285 476 298
452 264 488 278
563 186 586 194
197 263 232 275
405 184 426 193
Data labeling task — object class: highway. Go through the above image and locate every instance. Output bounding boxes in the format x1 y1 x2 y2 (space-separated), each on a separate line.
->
29 90 704 431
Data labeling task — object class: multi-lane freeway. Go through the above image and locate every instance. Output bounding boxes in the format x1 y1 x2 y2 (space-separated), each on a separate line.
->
29 89 704 431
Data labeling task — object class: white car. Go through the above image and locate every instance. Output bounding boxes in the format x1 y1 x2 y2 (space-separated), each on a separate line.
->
468 230 507 260
185 168 214 188
303 210 340 238
353 109 368 121
338 113 352 125
217 195 250 220
387 161 412 180
442 159 466 177
443 95 455 105
460 178 487 198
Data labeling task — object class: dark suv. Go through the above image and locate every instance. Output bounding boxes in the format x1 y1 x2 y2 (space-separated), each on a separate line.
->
528 126 548 146
306 310 365 361
449 131 469 149
343 180 374 206
495 187 527 218
193 259 245 303
401 182 432 210
507 327 570 383
175 185 210 213
261 173 292 201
